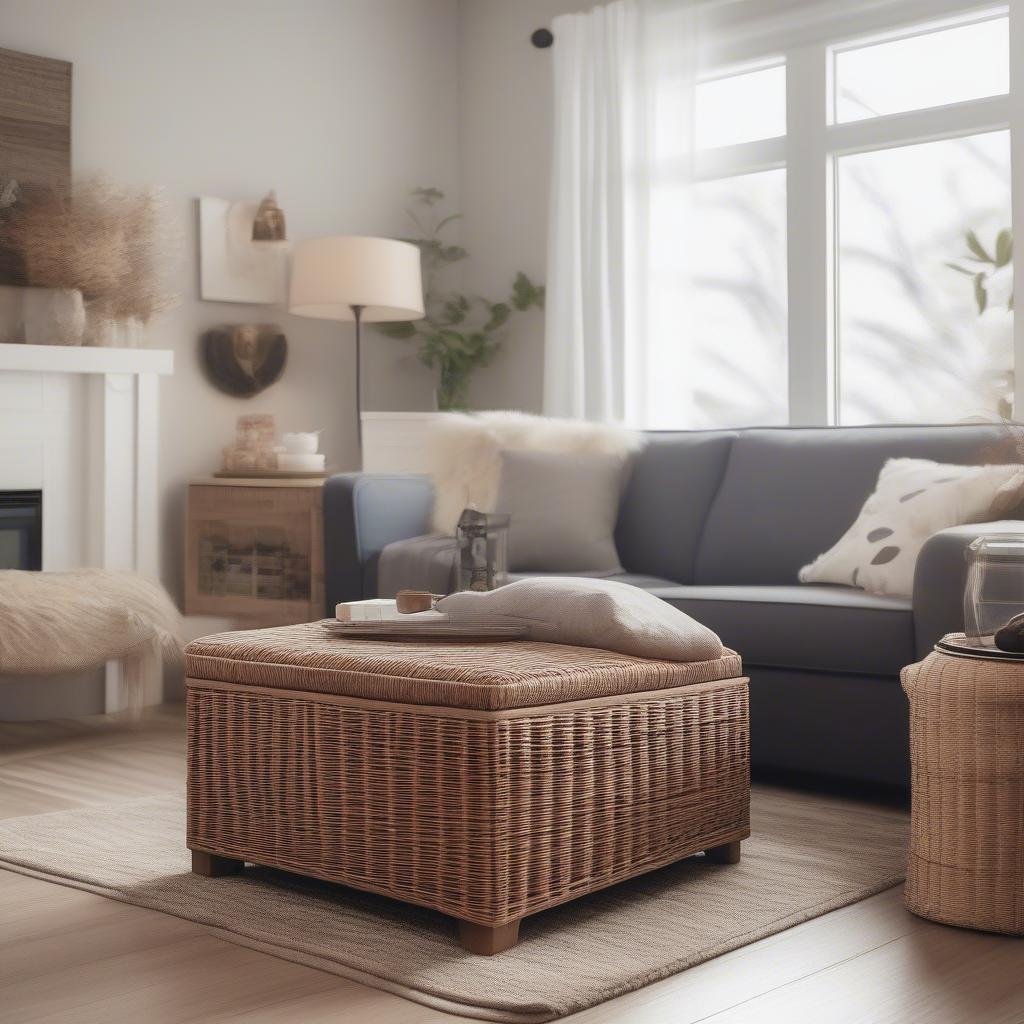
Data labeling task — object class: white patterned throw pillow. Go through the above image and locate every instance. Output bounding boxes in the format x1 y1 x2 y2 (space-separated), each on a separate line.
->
799 458 1024 598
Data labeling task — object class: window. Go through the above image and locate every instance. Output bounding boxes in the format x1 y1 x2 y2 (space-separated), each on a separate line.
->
833 15 1010 123
687 170 789 427
656 5 1016 428
696 63 786 149
648 62 788 429
829 10 1012 424
837 131 1012 423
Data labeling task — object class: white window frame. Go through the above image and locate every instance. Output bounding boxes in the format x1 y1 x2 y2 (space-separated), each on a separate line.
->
694 0 1021 426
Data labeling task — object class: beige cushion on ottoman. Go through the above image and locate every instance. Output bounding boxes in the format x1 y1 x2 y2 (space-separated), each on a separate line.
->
186 623 750 954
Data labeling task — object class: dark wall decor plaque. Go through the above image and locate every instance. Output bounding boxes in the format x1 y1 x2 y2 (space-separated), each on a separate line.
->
201 323 287 397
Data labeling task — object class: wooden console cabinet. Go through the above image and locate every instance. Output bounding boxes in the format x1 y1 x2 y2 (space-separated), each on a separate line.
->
185 478 325 626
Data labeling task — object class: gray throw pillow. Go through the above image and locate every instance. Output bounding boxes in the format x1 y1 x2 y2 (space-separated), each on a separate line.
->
494 449 627 574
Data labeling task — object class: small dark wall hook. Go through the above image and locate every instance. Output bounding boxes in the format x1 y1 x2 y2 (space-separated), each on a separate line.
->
531 27 554 48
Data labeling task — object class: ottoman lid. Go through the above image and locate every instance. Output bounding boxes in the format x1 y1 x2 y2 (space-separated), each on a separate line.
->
186 621 743 711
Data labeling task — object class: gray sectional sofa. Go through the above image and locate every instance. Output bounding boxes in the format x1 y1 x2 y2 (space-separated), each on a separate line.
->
324 424 1022 789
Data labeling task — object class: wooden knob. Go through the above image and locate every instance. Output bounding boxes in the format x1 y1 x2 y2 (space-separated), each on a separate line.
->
396 590 439 614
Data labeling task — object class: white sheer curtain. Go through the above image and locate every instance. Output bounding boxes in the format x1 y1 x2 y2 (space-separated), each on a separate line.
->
544 0 697 425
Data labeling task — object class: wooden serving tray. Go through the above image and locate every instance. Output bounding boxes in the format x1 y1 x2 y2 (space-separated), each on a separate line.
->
935 637 1024 662
322 620 528 641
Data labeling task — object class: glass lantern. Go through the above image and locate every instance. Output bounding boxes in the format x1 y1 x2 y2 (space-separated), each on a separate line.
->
455 508 510 592
962 534 1024 647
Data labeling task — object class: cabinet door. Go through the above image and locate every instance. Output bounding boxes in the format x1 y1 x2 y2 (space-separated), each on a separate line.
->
185 485 321 625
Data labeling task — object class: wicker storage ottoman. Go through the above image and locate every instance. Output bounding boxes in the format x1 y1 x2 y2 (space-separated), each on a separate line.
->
901 638 1024 935
185 623 749 954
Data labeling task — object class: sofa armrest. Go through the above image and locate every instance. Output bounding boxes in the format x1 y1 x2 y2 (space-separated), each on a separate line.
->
913 519 1024 658
322 473 434 611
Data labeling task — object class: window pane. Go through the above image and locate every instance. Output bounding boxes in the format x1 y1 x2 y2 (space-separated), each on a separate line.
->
696 64 785 149
837 131 1012 425
834 17 1009 123
645 169 788 428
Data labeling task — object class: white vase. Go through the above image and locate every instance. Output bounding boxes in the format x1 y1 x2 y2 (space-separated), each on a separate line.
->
24 288 85 345
84 311 144 348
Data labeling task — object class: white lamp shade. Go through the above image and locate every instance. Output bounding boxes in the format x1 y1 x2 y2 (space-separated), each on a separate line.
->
289 235 424 322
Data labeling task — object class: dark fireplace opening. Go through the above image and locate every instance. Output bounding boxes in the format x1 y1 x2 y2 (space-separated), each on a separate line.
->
0 490 42 570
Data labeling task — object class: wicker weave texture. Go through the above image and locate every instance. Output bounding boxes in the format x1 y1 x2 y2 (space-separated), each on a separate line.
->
185 622 743 710
901 643 1024 935
187 678 750 927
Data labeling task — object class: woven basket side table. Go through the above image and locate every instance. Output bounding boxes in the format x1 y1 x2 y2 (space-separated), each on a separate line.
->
901 639 1024 936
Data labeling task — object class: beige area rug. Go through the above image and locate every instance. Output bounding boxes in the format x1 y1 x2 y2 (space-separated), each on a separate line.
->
0 787 907 1023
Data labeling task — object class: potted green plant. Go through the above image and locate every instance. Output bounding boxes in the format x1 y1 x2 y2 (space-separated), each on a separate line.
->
948 227 1014 417
376 187 544 411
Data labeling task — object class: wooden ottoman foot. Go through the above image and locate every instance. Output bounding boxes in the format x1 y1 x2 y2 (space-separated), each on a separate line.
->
705 840 742 864
191 850 244 877
458 918 521 955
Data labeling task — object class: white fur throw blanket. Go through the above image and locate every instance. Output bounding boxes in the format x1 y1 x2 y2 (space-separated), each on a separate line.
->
426 411 645 534
0 569 182 678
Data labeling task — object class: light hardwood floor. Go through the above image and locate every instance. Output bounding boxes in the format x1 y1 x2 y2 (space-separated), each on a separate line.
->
1 706 1022 1024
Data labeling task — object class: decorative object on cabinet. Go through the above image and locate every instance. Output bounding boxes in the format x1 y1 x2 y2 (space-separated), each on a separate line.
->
201 323 286 397
220 412 278 474
374 187 545 411
289 235 424 458
0 46 71 286
218 414 327 478
185 478 325 625
0 177 178 346
198 195 289 303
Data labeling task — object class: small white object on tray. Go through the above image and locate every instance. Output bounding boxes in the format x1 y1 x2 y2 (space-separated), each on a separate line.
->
328 597 527 640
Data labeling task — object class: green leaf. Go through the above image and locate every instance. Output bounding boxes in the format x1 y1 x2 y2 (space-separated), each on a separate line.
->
434 213 461 234
974 271 988 314
945 262 974 276
376 321 417 340
440 298 468 325
996 229 1013 268
966 230 993 264
483 302 510 332
411 186 444 206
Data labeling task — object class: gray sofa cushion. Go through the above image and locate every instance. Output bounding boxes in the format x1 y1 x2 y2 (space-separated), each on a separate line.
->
512 574 913 677
615 430 736 583
653 584 913 676
694 424 1015 585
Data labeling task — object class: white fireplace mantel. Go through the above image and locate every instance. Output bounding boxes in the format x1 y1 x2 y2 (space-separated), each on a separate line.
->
0 342 173 376
0 343 174 714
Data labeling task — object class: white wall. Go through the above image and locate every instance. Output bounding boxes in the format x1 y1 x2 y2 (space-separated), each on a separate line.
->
0 0 458 598
457 0 576 413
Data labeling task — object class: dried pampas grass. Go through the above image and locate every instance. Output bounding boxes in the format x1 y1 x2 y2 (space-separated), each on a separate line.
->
1 177 179 327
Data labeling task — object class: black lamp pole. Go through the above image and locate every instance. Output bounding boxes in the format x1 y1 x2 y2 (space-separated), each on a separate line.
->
351 303 364 463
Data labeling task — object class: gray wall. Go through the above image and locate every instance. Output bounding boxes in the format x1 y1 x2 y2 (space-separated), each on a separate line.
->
0 0 459 599
457 0 576 414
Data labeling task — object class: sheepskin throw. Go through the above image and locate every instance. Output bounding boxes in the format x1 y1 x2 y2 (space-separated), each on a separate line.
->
426 411 645 535
0 569 182 677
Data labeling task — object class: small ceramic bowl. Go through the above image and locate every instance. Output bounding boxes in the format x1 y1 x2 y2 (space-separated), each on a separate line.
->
277 452 325 472
281 431 320 454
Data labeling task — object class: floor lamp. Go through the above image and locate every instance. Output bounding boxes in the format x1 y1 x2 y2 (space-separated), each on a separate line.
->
289 236 424 464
